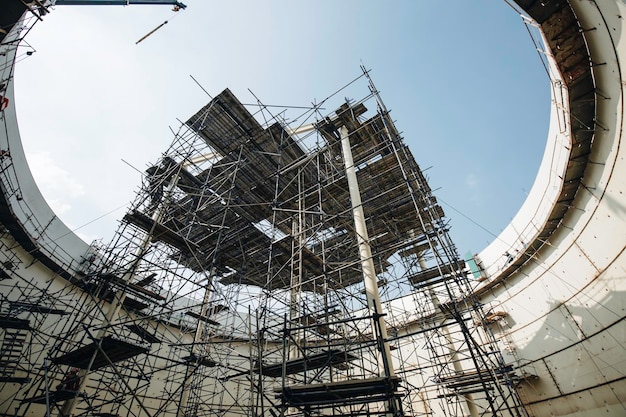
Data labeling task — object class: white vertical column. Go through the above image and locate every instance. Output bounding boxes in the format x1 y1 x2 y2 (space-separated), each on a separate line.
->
339 126 395 378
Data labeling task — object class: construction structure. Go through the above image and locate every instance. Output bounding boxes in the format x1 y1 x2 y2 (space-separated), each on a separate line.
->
1 66 531 417
2 1 626 416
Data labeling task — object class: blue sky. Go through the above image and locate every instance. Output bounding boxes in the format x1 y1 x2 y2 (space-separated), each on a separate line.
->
15 1 549 256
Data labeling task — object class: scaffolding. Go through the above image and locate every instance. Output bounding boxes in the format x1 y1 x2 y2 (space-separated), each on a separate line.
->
0 69 534 417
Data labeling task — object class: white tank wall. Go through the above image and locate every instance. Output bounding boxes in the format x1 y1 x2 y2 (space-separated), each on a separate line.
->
478 49 571 276
0 16 91 274
478 2 626 416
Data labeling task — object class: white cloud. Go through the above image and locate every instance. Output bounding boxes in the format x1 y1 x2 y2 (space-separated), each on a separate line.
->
25 151 85 214
465 173 479 189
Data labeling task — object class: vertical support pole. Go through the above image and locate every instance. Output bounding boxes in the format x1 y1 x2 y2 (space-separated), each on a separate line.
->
340 126 398 415
289 168 304 360
288 215 300 361
177 267 214 417
280 314 289 417
248 306 256 415
43 359 51 417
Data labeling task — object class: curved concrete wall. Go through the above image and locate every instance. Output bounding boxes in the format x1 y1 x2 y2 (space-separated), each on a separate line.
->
0 11 91 278
478 2 626 415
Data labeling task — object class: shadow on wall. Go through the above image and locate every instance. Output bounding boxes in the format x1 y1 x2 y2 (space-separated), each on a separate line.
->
601 192 626 221
508 288 624 413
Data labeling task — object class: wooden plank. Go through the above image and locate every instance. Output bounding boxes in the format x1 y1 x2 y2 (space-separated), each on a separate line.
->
259 349 357 378
185 311 220 326
275 376 401 406
51 336 148 370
